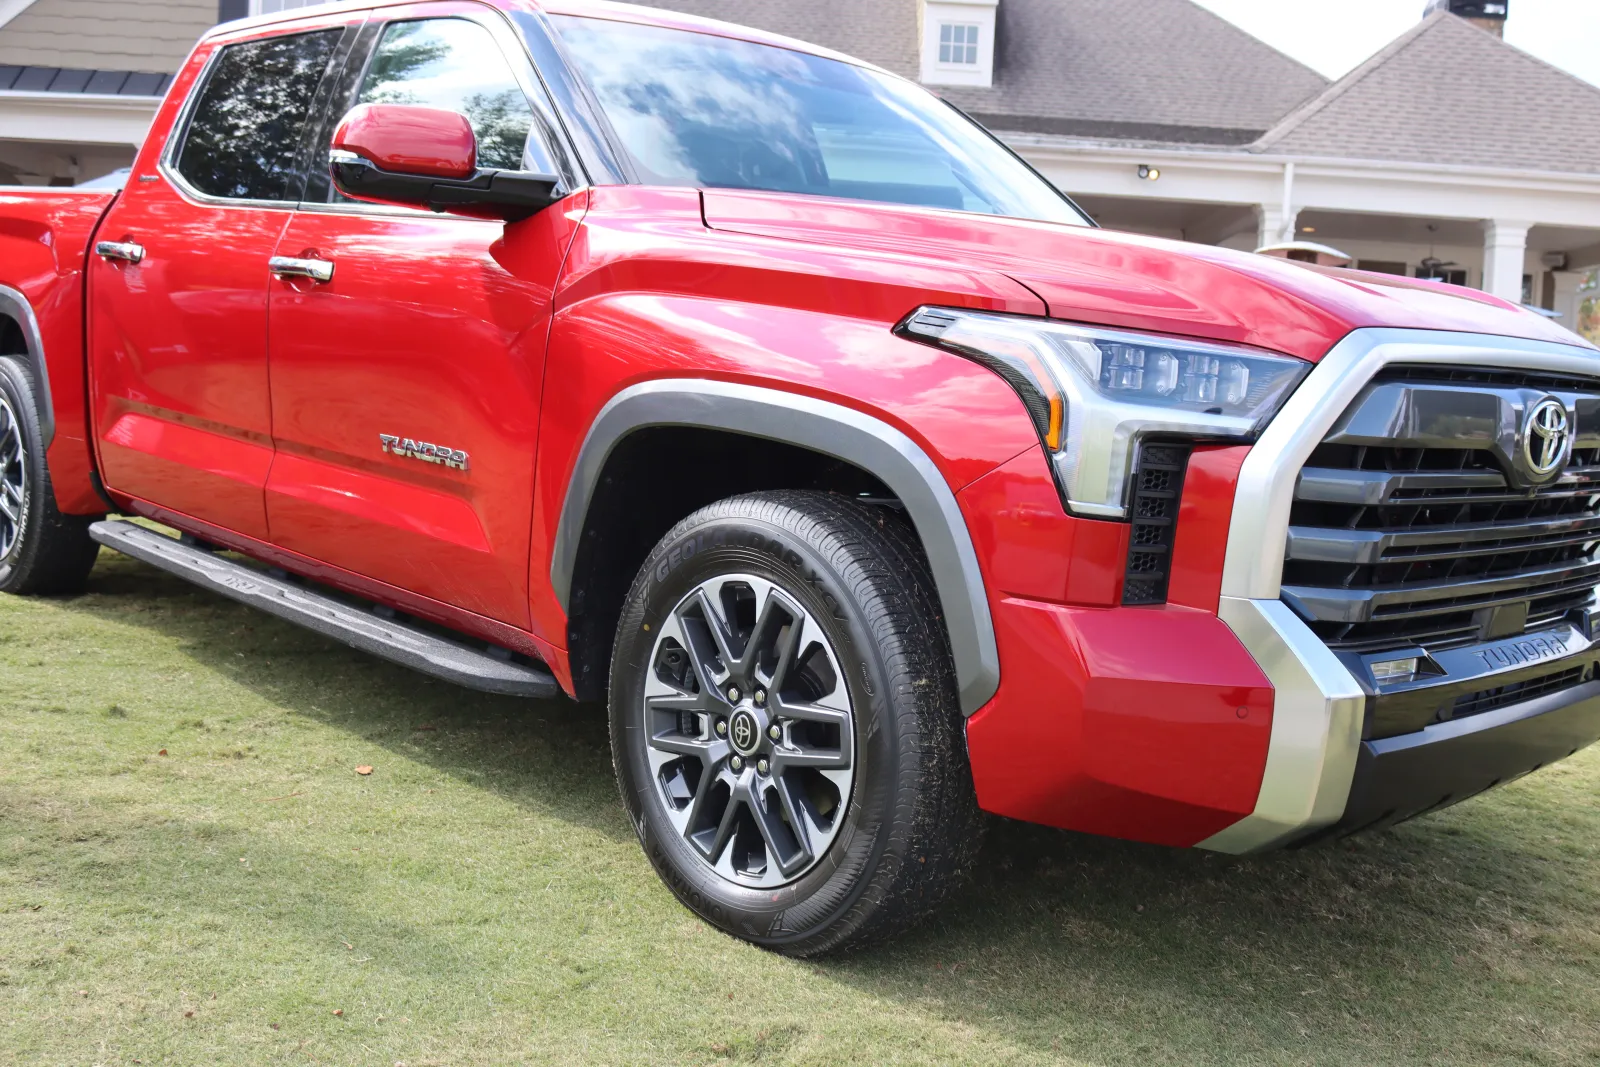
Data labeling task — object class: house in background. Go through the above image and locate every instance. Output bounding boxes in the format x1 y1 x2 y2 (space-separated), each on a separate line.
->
0 0 332 184
2 0 1598 336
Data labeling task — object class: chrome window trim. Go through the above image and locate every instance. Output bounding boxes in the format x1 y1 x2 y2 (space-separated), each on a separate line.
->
295 7 584 215
159 24 354 210
1202 326 1600 853
160 8 584 215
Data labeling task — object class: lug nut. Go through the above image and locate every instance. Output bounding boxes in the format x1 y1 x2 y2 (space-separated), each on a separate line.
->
731 756 744 772
756 758 769 775
753 689 767 706
768 723 782 741
715 719 728 737
727 686 741 702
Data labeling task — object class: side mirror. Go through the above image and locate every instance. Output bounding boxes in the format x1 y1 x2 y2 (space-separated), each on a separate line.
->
330 103 563 221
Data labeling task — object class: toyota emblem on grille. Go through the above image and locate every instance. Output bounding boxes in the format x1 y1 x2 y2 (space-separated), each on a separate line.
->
1522 397 1571 482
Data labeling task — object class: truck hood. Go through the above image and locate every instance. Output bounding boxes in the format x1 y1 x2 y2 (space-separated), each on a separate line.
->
702 189 1593 362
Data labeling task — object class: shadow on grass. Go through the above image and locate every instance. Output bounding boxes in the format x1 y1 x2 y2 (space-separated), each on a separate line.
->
59 553 1600 1065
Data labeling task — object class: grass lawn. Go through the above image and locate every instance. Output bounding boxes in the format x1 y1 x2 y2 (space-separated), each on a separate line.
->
2 550 1599 1066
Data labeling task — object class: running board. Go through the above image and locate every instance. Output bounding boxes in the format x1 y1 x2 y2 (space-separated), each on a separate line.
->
89 520 559 699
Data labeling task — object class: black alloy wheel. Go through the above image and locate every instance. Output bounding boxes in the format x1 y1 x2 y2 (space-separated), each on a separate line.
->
610 490 982 956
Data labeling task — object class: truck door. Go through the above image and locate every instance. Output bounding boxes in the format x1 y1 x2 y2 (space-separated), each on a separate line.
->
263 9 581 628
87 24 351 540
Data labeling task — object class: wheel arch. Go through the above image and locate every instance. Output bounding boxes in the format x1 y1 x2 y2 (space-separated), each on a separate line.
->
552 379 1001 715
0 286 53 447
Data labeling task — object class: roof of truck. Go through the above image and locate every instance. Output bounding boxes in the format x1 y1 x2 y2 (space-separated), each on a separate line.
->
215 0 881 74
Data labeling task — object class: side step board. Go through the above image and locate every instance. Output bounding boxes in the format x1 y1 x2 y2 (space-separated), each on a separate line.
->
89 520 559 699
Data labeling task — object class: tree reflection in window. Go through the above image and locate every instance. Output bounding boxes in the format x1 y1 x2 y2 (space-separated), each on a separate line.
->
176 30 338 201
357 19 535 171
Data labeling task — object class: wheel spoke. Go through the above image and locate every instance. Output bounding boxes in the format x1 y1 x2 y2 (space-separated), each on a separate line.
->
691 783 742 864
748 587 804 688
771 775 814 862
674 591 739 697
648 728 728 762
747 778 810 876
0 490 17 523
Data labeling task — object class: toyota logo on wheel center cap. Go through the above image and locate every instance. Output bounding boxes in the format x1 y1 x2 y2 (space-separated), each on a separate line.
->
1522 397 1572 483
729 709 760 756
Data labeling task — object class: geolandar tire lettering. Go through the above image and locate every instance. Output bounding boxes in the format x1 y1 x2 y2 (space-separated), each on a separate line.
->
0 356 101 595
608 489 982 956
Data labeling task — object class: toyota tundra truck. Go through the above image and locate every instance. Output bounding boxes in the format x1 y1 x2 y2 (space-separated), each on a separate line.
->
2 0 1597 956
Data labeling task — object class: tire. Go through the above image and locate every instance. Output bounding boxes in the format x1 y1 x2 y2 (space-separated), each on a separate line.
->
0 356 101 595
610 489 982 956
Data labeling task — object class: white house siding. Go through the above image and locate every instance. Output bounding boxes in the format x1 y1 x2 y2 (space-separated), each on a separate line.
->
0 0 215 73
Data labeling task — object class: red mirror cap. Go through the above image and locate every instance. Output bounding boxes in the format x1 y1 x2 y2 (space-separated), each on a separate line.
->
331 103 477 181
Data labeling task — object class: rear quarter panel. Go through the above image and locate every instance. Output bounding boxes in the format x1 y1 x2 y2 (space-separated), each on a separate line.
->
0 190 118 513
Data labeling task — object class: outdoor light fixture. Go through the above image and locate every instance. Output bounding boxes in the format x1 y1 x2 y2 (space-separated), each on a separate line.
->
1137 165 1160 180
1301 226 1317 233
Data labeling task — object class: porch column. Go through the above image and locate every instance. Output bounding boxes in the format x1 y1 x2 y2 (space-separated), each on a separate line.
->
1482 220 1532 303
1255 204 1296 250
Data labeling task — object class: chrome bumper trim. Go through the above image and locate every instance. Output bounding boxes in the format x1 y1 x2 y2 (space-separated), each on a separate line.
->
1204 327 1600 852
1199 597 1365 853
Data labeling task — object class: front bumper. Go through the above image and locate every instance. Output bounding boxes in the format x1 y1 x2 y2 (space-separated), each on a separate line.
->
1199 327 1600 853
1198 599 1600 852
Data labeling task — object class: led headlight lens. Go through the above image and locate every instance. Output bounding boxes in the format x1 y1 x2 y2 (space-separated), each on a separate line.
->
896 307 1310 517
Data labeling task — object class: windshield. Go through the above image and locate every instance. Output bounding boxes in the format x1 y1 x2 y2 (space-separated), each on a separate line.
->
542 14 1090 225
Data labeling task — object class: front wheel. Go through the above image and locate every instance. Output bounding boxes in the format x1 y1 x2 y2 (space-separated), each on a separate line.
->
609 490 982 955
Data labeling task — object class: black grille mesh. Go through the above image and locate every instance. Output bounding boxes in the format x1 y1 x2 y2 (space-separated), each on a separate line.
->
1123 443 1191 606
1450 665 1591 720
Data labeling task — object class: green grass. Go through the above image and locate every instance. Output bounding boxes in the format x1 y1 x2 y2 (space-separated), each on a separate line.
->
2 551 1599 1066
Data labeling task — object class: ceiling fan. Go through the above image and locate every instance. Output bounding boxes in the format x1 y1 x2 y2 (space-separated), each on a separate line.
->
1419 225 1460 273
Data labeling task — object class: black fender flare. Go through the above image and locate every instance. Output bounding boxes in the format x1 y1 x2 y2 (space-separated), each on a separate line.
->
0 285 55 447
550 379 1001 715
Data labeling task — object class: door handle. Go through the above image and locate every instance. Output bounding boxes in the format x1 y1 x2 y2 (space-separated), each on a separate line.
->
269 256 335 283
95 240 145 264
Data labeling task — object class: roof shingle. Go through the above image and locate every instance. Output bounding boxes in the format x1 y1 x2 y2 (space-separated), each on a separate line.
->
1255 11 1600 173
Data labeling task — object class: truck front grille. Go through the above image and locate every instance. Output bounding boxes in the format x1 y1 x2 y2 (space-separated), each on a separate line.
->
1281 367 1600 655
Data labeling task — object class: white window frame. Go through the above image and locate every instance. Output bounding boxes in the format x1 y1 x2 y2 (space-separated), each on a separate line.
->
919 0 999 88
938 23 981 66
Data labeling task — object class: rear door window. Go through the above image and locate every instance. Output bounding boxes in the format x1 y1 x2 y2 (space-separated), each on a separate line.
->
175 30 340 201
355 19 542 172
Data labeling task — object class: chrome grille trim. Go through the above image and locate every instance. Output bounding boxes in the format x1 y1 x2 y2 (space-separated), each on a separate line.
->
1282 361 1600 653
1284 559 1600 625
1222 329 1600 601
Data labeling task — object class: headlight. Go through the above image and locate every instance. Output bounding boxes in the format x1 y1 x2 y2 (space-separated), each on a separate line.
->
896 307 1310 518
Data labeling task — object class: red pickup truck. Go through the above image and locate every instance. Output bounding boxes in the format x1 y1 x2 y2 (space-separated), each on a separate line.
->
3 0 1598 955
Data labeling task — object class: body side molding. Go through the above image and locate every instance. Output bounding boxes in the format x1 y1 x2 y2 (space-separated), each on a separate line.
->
550 378 1002 715
0 284 55 446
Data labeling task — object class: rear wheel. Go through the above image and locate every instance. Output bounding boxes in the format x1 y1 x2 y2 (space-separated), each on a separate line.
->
0 356 101 595
610 490 982 955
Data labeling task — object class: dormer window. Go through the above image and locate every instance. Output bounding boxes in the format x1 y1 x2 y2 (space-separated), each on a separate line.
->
939 24 981 65
920 1 999 87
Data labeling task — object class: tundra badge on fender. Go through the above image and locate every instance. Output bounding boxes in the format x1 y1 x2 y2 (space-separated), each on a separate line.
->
379 434 469 471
